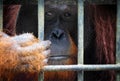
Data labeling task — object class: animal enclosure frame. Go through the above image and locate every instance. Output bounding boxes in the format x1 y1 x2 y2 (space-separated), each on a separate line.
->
38 0 120 81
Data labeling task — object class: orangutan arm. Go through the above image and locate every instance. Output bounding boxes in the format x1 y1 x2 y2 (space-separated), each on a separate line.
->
0 31 51 77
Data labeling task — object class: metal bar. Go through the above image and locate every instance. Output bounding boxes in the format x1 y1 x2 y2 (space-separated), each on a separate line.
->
43 64 120 71
78 0 84 81
38 0 44 40
0 0 2 31
116 0 120 81
85 0 116 4
38 0 44 81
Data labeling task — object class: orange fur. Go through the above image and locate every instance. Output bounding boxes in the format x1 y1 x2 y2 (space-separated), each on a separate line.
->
0 31 48 80
3 5 21 36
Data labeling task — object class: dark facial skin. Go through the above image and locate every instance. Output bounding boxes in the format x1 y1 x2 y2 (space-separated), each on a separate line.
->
44 1 78 81
44 0 78 65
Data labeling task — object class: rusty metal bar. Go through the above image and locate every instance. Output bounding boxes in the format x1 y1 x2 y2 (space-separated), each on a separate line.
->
116 0 120 81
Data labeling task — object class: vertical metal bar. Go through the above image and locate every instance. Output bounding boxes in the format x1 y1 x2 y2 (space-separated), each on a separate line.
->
38 0 44 81
38 0 44 40
78 0 84 81
116 0 120 81
0 0 2 31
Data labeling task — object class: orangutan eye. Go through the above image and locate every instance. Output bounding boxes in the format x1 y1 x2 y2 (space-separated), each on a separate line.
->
45 11 56 21
64 12 72 18
45 11 53 17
